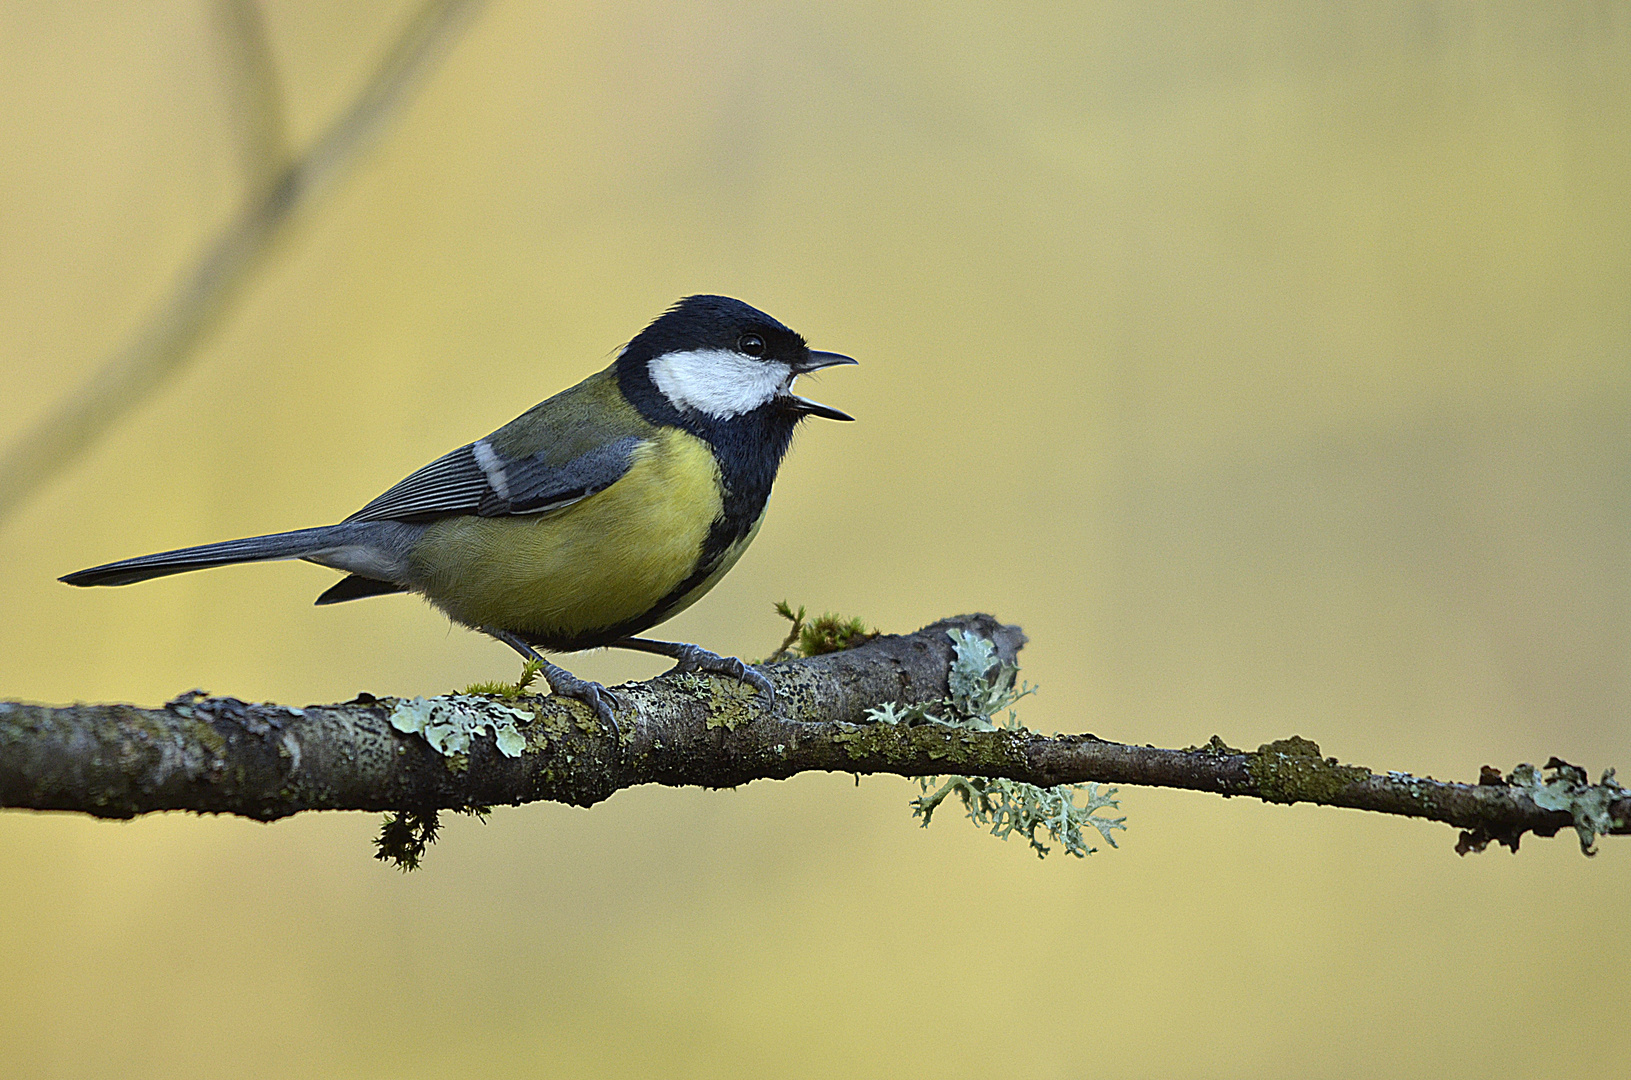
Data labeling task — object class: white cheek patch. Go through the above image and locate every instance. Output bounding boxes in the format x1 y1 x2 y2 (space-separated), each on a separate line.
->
648 349 790 418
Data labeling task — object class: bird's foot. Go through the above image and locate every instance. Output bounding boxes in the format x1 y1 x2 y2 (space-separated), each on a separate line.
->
658 643 775 703
540 663 623 735
484 626 622 736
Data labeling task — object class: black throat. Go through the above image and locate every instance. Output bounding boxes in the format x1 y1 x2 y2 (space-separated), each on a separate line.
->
616 351 800 567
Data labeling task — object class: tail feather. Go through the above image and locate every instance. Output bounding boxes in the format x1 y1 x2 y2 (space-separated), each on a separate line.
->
314 573 409 605
61 526 359 587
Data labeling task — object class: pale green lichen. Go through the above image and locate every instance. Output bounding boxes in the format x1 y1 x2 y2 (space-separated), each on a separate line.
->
1507 760 1628 856
670 673 712 698
389 695 531 758
866 628 1037 731
880 628 1124 858
659 668 755 730
703 679 756 731
914 776 1124 858
945 628 1010 721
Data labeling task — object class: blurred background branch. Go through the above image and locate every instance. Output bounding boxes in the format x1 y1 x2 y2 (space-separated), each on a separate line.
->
3 614 1622 858
0 0 483 525
210 0 291 194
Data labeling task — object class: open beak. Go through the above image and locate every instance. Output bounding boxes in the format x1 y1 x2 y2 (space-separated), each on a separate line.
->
785 350 858 421
786 395 855 422
793 350 858 374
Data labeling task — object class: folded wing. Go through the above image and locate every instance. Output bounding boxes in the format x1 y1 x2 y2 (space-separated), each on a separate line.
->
312 434 645 606
345 435 643 522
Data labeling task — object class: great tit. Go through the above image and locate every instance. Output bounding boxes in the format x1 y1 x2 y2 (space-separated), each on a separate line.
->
61 295 857 726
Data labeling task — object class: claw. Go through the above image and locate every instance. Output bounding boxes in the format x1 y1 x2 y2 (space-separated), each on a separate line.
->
544 667 622 736
667 644 775 704
483 626 622 738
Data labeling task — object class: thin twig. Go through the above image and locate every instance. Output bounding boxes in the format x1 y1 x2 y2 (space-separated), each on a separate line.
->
210 0 290 192
0 0 484 524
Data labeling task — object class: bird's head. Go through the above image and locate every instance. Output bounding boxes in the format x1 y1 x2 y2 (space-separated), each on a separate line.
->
620 295 857 425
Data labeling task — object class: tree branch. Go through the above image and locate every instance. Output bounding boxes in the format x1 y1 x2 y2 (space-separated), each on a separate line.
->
1 614 1625 857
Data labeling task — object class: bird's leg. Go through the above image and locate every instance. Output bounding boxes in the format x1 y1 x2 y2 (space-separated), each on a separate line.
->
611 637 775 703
484 627 621 734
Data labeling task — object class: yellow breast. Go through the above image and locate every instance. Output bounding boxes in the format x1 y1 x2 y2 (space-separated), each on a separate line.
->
406 428 726 646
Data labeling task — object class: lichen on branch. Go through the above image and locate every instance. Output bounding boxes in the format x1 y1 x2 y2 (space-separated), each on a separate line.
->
2 613 1627 869
882 628 1126 858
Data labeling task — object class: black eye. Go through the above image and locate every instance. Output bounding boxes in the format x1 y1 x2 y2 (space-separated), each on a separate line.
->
738 334 766 357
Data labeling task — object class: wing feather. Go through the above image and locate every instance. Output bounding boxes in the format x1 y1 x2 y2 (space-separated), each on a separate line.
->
344 446 490 522
345 437 642 523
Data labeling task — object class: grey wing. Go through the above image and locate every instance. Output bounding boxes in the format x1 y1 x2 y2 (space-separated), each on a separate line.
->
345 436 642 523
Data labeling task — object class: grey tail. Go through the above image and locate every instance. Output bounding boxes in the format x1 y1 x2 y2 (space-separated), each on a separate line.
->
61 526 356 587
314 574 408 605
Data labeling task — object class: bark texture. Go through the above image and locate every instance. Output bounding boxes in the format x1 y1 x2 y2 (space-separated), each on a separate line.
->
2 614 1625 854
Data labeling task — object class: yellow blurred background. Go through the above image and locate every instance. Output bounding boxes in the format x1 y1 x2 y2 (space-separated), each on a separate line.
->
2 2 1628 1076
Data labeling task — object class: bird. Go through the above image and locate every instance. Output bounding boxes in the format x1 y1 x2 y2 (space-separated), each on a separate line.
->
61 295 857 727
